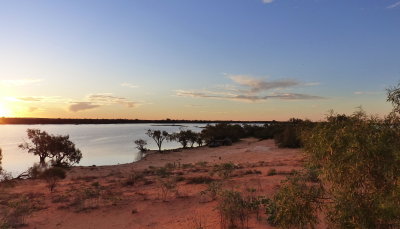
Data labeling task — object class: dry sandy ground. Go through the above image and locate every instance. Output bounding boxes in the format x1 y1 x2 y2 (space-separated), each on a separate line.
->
1 138 306 229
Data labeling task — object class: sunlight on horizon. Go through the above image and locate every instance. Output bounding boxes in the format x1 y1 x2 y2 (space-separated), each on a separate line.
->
0 103 12 117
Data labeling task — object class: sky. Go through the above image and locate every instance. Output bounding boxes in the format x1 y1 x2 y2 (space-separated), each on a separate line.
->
0 0 399 121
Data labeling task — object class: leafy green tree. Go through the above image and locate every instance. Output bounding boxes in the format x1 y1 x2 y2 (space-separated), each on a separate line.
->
146 129 170 152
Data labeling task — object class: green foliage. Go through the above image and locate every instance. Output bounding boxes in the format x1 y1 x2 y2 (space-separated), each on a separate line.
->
217 190 250 229
201 123 245 144
300 110 400 228
266 172 323 228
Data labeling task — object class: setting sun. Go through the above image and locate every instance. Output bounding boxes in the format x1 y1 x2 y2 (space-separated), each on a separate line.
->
0 103 11 117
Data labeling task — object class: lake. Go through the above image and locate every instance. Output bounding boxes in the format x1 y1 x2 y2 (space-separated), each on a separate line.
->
0 123 207 176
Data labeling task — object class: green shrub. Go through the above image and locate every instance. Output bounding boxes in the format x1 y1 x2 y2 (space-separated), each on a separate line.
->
217 190 250 229
266 173 323 228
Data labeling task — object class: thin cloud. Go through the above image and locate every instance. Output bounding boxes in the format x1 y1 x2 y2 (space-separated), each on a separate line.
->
387 1 400 9
176 75 324 102
10 96 65 103
0 78 43 87
353 91 381 95
176 90 324 102
88 93 137 108
228 75 300 93
69 102 101 112
262 0 274 3
121 83 139 88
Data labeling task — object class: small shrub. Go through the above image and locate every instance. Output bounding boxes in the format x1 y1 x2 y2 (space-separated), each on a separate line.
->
212 162 235 179
267 168 277 176
200 181 222 201
158 178 177 201
217 190 250 229
124 172 145 186
41 167 66 192
134 139 148 152
186 176 214 184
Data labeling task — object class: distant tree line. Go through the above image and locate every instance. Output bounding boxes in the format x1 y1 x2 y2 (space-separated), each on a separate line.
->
137 120 311 152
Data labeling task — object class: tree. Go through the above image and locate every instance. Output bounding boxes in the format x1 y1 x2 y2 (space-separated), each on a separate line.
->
19 129 52 166
49 135 82 167
134 139 148 152
19 129 82 167
146 129 170 152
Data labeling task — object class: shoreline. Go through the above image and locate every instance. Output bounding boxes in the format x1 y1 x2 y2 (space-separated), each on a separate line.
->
2 138 306 229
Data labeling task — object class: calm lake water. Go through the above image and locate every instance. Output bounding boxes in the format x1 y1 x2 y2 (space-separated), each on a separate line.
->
0 123 207 176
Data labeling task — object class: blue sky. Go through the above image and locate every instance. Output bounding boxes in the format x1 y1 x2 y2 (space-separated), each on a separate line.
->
0 0 399 120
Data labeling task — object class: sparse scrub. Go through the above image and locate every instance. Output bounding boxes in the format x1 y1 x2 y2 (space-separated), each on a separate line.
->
123 171 145 186
266 168 277 176
41 167 66 192
158 178 177 201
212 162 235 179
217 190 250 229
200 181 222 201
186 176 214 184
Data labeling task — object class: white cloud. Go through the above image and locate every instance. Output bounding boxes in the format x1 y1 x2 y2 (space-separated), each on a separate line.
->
0 78 43 87
262 0 274 3
121 83 139 88
387 1 400 9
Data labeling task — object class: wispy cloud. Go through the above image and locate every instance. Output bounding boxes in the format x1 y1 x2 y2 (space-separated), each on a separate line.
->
176 90 324 102
0 78 43 87
262 0 274 4
387 1 400 9
7 96 65 103
228 75 300 93
69 102 101 112
121 83 139 88
88 93 137 108
353 91 382 95
176 75 323 102
68 93 139 112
